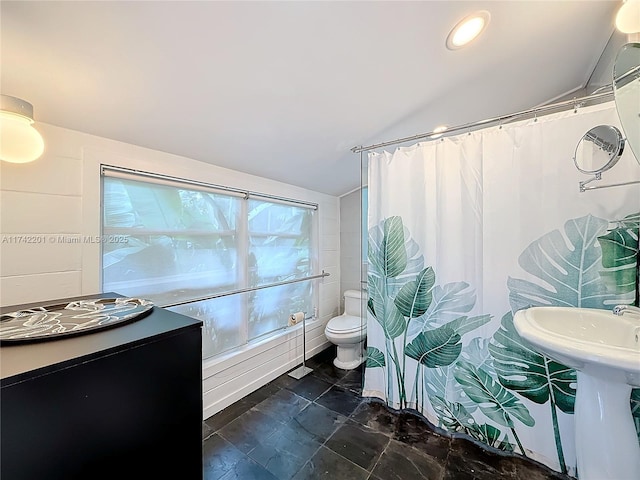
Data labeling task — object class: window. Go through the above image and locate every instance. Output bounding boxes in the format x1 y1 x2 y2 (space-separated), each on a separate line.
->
101 170 316 359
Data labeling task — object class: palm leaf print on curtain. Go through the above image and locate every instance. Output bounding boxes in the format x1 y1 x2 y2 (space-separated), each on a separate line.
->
366 212 639 475
498 213 639 473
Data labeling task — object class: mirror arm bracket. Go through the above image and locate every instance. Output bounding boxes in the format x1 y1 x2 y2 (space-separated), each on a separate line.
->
580 176 640 192
579 173 602 192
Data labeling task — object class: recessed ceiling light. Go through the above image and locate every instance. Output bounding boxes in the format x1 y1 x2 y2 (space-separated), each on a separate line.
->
446 11 491 50
430 125 448 139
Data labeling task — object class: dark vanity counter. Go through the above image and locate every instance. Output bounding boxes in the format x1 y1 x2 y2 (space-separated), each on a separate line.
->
0 293 203 479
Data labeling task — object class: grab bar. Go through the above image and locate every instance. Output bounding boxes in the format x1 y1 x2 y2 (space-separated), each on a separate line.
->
161 271 330 309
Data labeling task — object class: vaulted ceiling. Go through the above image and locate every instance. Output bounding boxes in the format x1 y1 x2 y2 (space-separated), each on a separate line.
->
1 1 621 196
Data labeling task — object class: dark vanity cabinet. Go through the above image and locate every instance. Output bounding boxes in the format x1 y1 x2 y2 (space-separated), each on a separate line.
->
0 294 203 479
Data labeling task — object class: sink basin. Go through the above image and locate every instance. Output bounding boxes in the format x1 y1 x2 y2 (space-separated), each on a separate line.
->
514 306 640 480
514 306 640 386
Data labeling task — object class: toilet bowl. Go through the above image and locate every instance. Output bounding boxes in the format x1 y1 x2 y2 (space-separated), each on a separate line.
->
324 289 367 369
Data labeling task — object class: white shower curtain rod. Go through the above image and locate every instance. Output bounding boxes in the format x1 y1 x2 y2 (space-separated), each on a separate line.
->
351 88 614 153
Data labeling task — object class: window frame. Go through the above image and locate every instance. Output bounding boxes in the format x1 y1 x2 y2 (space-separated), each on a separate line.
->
98 163 320 358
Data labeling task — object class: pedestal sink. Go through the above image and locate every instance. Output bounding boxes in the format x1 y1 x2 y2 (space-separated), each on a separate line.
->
514 306 640 480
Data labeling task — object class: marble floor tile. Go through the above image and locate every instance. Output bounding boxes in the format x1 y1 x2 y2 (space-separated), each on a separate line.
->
316 385 363 416
290 402 348 442
248 421 322 479
371 438 445 480
217 409 283 454
252 388 310 424
324 419 390 471
292 445 369 480
202 434 249 479
202 347 576 480
287 374 333 401
335 367 364 394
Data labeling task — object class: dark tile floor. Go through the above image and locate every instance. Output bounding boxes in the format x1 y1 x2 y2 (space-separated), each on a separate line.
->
202 346 572 480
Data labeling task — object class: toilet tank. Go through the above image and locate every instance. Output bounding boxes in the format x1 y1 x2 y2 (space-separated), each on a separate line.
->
343 289 363 316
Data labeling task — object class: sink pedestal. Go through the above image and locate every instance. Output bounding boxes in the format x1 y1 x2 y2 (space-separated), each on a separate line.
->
574 372 640 480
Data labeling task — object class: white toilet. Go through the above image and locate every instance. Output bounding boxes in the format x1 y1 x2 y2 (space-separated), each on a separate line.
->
324 289 367 369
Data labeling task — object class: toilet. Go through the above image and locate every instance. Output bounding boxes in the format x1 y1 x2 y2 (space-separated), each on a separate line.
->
324 289 367 369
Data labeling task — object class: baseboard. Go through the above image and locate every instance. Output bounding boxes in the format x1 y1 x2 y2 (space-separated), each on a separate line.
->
203 337 331 420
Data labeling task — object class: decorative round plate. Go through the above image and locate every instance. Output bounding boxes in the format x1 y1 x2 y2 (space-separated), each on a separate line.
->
0 297 153 344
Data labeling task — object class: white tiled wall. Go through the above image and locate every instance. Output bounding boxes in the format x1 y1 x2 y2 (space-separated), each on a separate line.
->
0 122 341 418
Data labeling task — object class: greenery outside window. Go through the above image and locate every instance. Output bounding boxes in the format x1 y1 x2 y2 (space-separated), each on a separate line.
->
102 171 315 358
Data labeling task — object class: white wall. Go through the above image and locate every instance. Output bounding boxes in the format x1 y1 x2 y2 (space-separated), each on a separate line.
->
339 188 362 303
0 122 341 418
587 30 628 93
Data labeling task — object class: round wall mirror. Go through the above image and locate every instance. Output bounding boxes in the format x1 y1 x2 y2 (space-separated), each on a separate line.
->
613 42 640 164
573 125 625 174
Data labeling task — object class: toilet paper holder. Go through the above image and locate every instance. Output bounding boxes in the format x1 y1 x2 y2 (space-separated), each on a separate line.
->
288 311 307 326
288 310 314 379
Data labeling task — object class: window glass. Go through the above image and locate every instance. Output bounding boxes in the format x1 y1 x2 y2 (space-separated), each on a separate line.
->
102 175 315 359
103 178 239 306
169 294 244 356
248 200 312 287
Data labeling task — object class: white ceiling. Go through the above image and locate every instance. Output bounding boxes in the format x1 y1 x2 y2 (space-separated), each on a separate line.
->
1 1 621 196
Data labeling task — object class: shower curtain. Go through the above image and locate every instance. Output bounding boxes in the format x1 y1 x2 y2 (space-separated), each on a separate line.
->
364 102 640 476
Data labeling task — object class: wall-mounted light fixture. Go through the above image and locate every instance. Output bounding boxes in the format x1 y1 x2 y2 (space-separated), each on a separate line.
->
0 94 45 163
616 0 640 37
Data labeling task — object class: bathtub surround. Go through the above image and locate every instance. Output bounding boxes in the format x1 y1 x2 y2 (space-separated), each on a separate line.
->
0 122 340 419
364 102 640 477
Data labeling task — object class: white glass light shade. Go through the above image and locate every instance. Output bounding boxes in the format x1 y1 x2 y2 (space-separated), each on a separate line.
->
0 110 44 163
616 0 640 34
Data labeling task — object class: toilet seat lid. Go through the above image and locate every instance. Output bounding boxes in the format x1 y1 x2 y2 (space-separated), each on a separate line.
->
326 314 365 333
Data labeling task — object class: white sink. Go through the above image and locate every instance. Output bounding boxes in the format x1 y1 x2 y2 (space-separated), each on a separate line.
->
515 306 640 385
514 306 640 480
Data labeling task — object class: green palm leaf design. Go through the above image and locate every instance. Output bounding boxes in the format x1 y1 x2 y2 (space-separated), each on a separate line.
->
381 297 407 340
632 389 640 444
467 423 514 452
429 395 514 453
366 347 386 368
489 313 575 412
507 214 623 310
595 213 640 448
459 338 496 378
405 325 462 368
407 282 476 336
367 275 406 339
429 395 476 431
614 212 640 230
425 364 477 413
367 216 428 408
425 338 495 415
505 213 639 472
454 360 533 454
368 218 424 289
598 214 639 296
367 216 407 278
454 360 535 428
489 312 574 473
394 267 435 318
367 274 383 320
444 315 492 337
